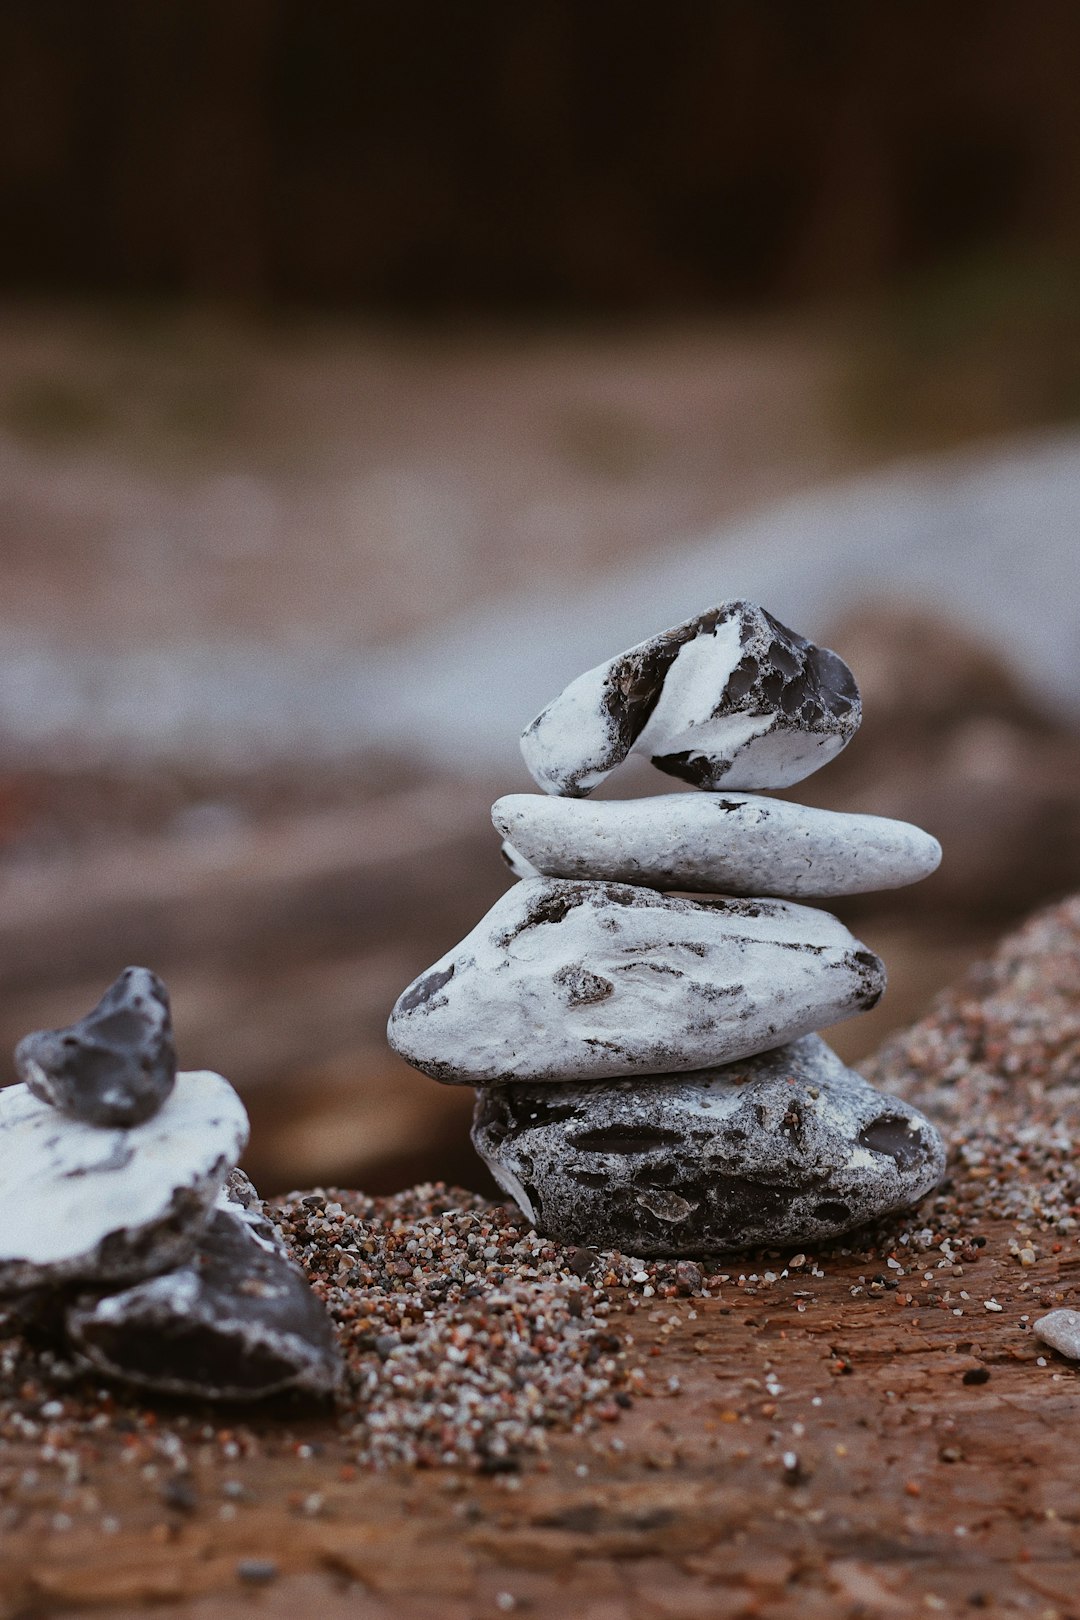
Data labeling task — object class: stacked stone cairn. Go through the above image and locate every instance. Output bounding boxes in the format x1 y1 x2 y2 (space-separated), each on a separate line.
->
389 602 947 1256
0 968 340 1400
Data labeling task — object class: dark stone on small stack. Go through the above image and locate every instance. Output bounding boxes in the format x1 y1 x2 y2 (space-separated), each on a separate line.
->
14 966 176 1128
65 1178 342 1402
472 1035 945 1256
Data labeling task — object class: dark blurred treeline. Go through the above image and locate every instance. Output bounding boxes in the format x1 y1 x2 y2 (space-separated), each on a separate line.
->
4 0 1080 311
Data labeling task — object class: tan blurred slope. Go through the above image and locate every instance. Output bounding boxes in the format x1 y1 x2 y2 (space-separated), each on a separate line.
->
0 309 848 657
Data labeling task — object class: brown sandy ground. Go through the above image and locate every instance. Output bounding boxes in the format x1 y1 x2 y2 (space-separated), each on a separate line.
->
1 897 1080 1617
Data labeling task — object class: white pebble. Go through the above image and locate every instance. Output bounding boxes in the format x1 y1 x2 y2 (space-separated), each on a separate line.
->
1033 1308 1080 1359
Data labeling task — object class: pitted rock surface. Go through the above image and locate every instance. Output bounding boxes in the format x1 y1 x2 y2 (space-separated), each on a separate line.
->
0 1071 249 1296
387 878 885 1085
65 1180 341 1402
493 792 941 897
14 967 176 1128
472 1034 944 1254
520 602 860 797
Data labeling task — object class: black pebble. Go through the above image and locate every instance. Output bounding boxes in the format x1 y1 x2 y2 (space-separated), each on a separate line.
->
14 966 176 1127
162 1474 198 1514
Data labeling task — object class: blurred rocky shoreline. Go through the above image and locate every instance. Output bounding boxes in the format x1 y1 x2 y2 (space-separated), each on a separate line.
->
2 315 1078 1195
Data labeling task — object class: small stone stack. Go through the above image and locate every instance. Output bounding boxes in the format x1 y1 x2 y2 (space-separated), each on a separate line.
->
0 968 340 1400
389 602 947 1256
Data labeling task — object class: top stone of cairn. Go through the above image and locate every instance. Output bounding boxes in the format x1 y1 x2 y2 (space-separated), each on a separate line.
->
520 601 861 797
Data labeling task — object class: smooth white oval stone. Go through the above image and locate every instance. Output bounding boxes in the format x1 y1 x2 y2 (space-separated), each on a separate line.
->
520 602 860 797
492 792 941 897
387 878 885 1085
0 1070 249 1295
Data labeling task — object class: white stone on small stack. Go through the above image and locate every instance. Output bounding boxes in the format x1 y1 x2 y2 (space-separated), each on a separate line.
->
0 1071 248 1295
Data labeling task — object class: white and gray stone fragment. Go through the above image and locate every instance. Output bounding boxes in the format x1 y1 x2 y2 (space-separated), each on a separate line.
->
472 1035 945 1254
65 1177 342 1402
15 967 176 1128
387 878 885 1085
520 602 861 797
1033 1309 1080 1361
493 792 941 897
0 1071 249 1296
500 839 541 880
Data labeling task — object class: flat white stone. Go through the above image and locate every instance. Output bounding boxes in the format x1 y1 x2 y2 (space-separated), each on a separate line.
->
0 1070 249 1295
520 602 860 797
492 792 941 897
387 877 885 1085
1033 1308 1080 1360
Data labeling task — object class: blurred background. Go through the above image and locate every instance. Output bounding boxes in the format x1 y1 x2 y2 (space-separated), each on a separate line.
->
2 0 1080 1194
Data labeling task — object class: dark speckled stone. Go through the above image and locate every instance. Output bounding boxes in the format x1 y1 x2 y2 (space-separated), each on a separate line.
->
14 967 175 1128
520 602 861 798
472 1035 944 1255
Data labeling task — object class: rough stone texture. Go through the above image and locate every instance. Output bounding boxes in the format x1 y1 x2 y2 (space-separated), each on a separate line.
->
66 1187 342 1402
1033 1308 1080 1361
519 602 861 798
0 1070 249 1295
864 892 1080 1130
14 966 176 1128
471 1034 943 1254
388 878 885 1085
493 791 941 897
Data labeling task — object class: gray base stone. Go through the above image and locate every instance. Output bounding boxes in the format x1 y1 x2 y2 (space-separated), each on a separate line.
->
471 1035 945 1255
